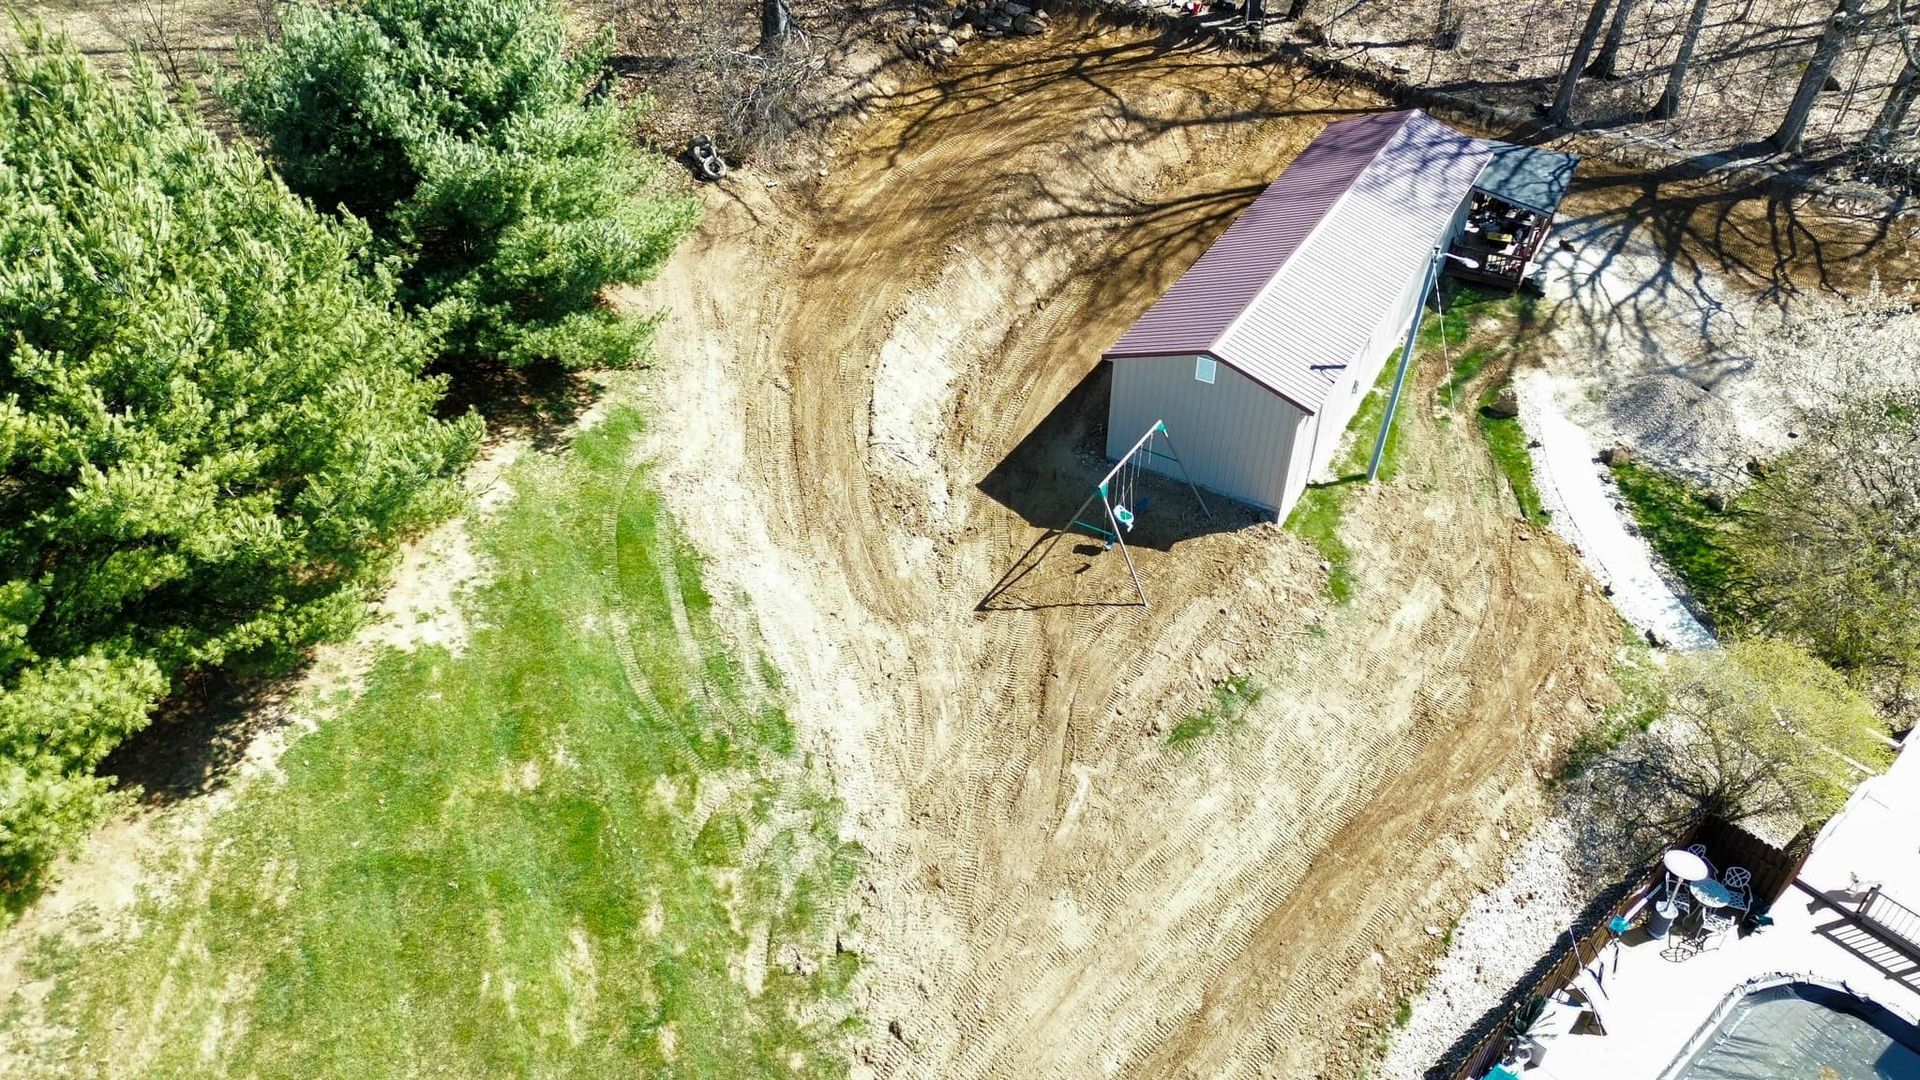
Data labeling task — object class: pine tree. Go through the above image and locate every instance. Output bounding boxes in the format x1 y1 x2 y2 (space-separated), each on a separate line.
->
0 28 481 896
225 0 699 370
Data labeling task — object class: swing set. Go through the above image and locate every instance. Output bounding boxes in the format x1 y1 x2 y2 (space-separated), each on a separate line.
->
1048 420 1211 608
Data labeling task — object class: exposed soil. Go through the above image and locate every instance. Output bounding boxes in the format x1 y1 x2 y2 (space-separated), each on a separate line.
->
623 23 1627 1077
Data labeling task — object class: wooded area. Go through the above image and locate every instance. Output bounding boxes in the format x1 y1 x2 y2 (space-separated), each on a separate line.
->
1284 0 1920 186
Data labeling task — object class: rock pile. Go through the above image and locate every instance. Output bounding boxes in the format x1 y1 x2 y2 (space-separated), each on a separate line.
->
902 0 1062 58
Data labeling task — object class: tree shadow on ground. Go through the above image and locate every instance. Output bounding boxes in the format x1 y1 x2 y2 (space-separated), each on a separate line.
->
435 360 605 452
99 669 302 807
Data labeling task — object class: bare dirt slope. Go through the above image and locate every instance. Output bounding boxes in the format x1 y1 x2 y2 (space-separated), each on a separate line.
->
623 23 1622 1077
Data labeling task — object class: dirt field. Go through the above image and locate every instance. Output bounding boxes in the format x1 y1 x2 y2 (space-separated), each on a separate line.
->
623 23 1628 1076
11 6 1913 1075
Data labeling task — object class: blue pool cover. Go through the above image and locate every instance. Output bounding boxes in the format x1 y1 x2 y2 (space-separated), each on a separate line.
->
1674 982 1920 1080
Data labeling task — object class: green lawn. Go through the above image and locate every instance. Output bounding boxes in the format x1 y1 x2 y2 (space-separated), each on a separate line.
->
1609 458 1746 632
8 410 861 1078
1478 391 1549 525
1287 358 1404 604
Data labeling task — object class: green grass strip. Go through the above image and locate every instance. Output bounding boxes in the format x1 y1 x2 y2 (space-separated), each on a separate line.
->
11 409 861 1079
1608 458 1746 632
1286 284 1520 603
1476 388 1549 525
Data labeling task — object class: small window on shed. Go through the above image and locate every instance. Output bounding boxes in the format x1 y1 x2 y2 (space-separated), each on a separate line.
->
1194 357 1217 385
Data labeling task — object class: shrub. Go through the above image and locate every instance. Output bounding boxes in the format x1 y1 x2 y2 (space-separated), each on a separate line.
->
1573 640 1891 845
0 29 480 897
1733 383 1920 719
225 0 699 369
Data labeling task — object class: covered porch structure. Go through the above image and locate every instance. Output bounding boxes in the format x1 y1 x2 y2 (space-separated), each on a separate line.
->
1448 143 1579 291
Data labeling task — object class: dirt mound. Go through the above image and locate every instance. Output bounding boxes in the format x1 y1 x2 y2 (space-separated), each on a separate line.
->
624 23 1620 1077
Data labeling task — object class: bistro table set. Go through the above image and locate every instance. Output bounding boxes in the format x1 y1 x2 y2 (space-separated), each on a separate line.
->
1649 846 1753 961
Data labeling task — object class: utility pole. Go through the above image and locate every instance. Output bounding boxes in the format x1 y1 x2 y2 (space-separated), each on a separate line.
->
1369 248 1477 481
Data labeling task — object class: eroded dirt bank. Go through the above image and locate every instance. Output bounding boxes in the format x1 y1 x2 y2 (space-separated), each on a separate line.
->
625 23 1628 1078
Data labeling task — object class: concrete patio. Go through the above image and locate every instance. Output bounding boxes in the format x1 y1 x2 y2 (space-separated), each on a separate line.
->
1515 737 1920 1080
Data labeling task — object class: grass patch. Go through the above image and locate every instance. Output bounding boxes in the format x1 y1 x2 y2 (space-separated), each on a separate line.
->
1166 676 1265 748
8 410 861 1078
1441 344 1499 407
1287 361 1406 603
1287 284 1529 602
1477 387 1549 525
1608 458 1746 631
1394 997 1414 1029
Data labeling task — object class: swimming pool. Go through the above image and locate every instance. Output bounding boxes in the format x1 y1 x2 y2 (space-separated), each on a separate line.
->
1666 979 1920 1080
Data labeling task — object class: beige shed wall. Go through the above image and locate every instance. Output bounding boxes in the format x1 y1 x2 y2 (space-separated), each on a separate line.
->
1105 355 1307 515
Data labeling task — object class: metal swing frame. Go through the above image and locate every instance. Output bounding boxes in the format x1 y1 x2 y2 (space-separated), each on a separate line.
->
1045 420 1211 608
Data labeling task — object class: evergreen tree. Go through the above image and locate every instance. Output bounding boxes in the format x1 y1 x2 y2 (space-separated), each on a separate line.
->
226 0 699 369
0 29 481 896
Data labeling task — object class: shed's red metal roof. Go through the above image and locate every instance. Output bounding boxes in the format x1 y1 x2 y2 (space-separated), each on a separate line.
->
1103 109 1493 415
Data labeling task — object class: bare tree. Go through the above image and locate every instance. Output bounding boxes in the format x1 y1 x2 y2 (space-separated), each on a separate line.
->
1869 56 1920 147
1585 0 1638 79
1549 0 1615 126
1653 0 1714 121
1432 0 1461 50
1771 0 1866 154
1285 0 1311 19
101 0 190 91
640 0 822 164
761 0 795 53
1868 2 1920 147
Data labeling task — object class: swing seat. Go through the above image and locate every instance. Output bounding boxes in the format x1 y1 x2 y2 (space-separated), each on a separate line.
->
1114 505 1135 530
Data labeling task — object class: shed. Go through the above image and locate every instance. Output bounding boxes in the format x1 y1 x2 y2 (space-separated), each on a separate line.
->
1103 109 1498 519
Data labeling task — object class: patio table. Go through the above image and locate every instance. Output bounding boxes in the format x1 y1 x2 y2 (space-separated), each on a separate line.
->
1662 849 1711 882
1689 878 1736 909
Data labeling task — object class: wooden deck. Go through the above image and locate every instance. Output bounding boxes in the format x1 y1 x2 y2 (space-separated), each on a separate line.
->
1447 198 1552 290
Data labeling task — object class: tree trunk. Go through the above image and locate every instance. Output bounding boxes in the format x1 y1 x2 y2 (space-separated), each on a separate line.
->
1549 0 1615 126
1586 0 1638 79
1433 0 1460 50
760 0 793 54
1653 0 1713 120
1867 54 1920 148
1771 0 1864 154
1285 0 1309 19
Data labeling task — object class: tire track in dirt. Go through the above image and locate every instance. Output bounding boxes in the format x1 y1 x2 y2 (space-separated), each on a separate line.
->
627 22 1621 1079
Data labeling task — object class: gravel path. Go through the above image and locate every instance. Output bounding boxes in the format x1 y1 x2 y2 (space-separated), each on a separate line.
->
1515 370 1716 652
1377 816 1592 1079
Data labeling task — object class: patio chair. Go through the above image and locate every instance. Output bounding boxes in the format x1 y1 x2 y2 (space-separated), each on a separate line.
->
1656 895 1699 961
1687 843 1716 878
1699 907 1738 950
1722 867 1752 912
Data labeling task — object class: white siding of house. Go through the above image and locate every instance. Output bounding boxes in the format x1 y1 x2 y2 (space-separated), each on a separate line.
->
1106 355 1306 515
